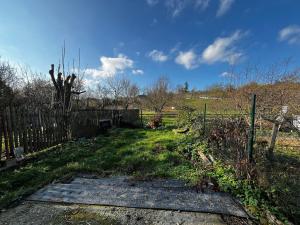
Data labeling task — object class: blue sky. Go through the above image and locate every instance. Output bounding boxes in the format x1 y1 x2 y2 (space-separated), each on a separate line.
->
1 0 300 90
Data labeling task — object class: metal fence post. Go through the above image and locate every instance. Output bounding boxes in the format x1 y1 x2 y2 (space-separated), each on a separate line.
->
203 103 207 135
248 94 256 163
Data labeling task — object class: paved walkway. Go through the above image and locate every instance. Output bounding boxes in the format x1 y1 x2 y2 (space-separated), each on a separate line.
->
27 176 248 218
0 176 251 225
0 201 229 225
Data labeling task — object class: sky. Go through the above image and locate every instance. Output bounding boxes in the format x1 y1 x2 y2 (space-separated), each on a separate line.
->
0 0 300 90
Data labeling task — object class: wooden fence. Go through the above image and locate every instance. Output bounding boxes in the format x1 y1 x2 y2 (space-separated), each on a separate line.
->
0 107 141 162
0 106 67 161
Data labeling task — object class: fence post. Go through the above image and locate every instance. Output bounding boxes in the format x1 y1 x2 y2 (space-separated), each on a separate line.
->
248 94 256 163
140 109 143 126
203 103 207 135
0 111 3 160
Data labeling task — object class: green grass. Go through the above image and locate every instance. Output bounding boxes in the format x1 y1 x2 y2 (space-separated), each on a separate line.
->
177 97 240 114
142 114 177 127
53 208 121 225
0 127 200 209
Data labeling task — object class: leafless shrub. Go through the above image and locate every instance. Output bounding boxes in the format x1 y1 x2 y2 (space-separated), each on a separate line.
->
207 117 255 179
148 113 163 129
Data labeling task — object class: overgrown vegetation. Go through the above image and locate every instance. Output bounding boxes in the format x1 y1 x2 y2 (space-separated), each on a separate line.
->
176 109 300 224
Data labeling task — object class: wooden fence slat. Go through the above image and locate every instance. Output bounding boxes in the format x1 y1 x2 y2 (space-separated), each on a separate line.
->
3 109 10 159
40 111 45 149
11 106 19 148
22 108 28 153
46 112 52 147
17 108 24 149
27 110 33 153
52 111 55 144
59 109 63 143
0 112 3 160
6 107 14 157
32 111 37 152
35 110 41 151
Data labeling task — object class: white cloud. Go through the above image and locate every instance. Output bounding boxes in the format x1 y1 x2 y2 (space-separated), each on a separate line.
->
146 0 159 6
148 50 168 62
216 0 235 17
83 78 100 87
279 25 300 44
85 54 134 78
220 71 234 77
132 69 144 75
201 30 245 65
175 50 198 69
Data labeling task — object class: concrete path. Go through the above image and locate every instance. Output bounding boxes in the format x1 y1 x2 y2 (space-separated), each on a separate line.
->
0 201 229 225
27 176 248 218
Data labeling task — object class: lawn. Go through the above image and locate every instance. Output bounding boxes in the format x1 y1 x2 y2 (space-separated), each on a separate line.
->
0 120 299 224
0 127 200 209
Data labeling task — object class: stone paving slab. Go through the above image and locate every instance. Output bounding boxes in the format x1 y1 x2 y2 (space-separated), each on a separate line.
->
27 176 248 218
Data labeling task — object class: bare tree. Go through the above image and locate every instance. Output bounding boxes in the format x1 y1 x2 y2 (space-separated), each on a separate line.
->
22 75 53 110
104 76 140 110
120 78 139 110
106 76 124 109
49 64 76 139
145 77 171 113
0 59 18 88
72 49 86 109
96 84 111 109
49 64 76 111
0 59 17 108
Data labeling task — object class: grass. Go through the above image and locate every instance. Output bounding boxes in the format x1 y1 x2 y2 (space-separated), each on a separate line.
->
142 113 177 127
1 115 299 223
53 208 121 225
0 127 200 209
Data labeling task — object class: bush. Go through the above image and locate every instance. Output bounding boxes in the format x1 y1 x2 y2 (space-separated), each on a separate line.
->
148 113 163 128
176 108 205 136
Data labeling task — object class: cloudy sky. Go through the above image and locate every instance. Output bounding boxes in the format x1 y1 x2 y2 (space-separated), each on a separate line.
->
1 0 300 89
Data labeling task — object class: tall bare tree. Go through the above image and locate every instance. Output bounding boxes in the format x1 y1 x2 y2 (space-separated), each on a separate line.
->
49 64 76 139
49 64 76 111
